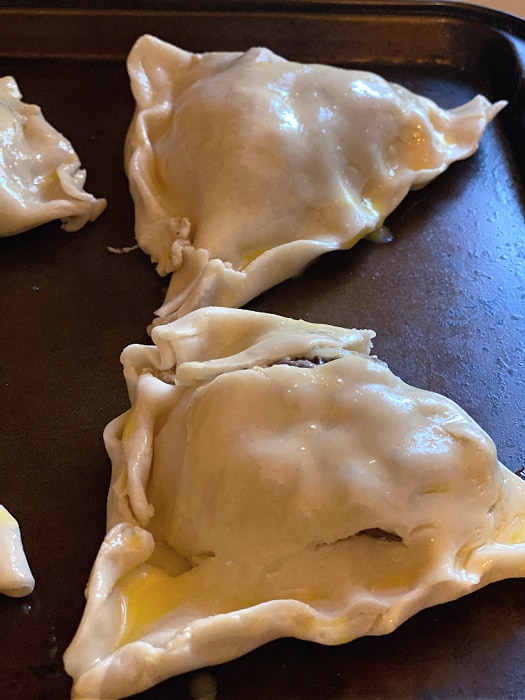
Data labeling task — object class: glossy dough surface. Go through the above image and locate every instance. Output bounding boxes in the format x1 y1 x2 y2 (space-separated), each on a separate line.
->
0 76 106 237
125 36 505 324
64 308 525 700
0 505 35 598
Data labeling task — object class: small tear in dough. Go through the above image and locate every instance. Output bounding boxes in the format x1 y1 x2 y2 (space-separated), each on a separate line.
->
64 308 525 700
124 36 506 325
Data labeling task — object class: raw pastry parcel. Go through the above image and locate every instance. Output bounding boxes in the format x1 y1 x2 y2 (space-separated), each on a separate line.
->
125 36 505 325
0 76 106 237
64 308 525 699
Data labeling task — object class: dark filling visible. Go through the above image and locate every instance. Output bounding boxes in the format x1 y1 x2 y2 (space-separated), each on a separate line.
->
271 356 331 368
356 528 403 542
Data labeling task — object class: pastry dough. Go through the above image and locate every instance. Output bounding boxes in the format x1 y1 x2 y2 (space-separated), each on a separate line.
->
64 308 525 700
0 76 106 237
0 505 35 598
125 36 505 324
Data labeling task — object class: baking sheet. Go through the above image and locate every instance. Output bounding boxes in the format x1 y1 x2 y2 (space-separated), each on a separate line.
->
0 2 524 698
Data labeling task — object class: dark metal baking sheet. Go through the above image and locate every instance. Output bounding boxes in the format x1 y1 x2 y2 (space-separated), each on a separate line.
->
0 2 524 698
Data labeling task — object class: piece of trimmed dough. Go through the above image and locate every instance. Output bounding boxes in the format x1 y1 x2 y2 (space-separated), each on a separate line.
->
64 308 525 700
0 505 35 597
125 36 505 324
0 76 106 237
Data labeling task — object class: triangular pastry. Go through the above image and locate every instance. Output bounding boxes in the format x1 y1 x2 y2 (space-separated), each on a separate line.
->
64 308 525 699
125 36 505 324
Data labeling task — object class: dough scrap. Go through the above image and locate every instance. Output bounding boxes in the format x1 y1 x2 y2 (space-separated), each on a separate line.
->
0 505 35 598
0 76 106 237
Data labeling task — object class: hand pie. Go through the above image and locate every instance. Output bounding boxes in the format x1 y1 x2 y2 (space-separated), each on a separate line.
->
0 505 35 598
0 76 106 237
64 308 525 700
125 36 505 324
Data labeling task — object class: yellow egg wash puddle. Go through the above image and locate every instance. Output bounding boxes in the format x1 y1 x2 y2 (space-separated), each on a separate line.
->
114 528 432 651
121 407 136 441
117 563 192 647
115 554 333 649
502 514 525 545
241 247 269 269
116 563 262 647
